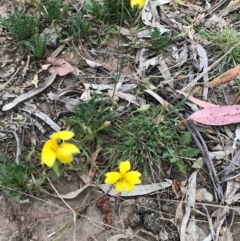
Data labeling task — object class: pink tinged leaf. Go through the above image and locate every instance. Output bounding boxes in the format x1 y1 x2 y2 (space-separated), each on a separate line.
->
177 90 219 108
47 57 75 76
188 105 240 125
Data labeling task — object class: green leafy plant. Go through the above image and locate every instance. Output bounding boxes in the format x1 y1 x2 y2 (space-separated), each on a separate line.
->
0 11 38 42
34 0 62 21
84 0 137 23
23 35 46 58
62 97 117 149
69 12 91 41
0 153 34 200
200 28 240 65
108 109 198 173
150 28 171 54
64 97 198 174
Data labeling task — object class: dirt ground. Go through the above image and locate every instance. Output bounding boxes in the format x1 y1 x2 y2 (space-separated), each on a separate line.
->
0 183 124 241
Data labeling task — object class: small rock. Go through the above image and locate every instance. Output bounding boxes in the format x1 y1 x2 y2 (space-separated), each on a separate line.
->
40 25 62 48
135 197 158 214
126 213 142 228
143 212 162 234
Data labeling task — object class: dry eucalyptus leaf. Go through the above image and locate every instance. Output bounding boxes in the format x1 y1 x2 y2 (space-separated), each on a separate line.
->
177 90 218 108
205 65 240 88
31 74 39 88
141 0 169 32
188 105 240 125
99 180 172 196
84 58 102 68
181 171 197 241
47 57 75 76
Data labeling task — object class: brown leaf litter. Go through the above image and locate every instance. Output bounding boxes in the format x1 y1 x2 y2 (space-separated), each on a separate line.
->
205 65 240 88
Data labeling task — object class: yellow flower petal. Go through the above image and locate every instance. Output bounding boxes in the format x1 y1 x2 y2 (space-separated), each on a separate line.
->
115 179 124 192
119 160 131 176
105 172 122 184
62 143 80 154
123 180 135 192
131 0 145 9
125 171 141 184
41 140 56 167
115 179 134 192
55 143 78 164
51 131 74 141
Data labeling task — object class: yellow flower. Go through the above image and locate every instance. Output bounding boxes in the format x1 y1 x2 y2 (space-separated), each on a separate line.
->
105 160 141 192
41 131 80 168
131 0 145 9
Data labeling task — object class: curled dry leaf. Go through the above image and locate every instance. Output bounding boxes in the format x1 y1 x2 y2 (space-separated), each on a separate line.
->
31 74 39 88
141 0 169 32
188 105 240 125
205 65 240 88
47 57 75 76
84 58 102 68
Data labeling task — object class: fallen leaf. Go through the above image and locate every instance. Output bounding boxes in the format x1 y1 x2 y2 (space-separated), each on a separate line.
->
84 58 102 68
2 73 57 111
141 0 169 32
19 104 61 131
188 105 240 125
86 149 101 180
177 90 219 108
177 0 204 11
109 90 145 107
80 83 91 101
181 171 197 241
116 26 133 40
233 126 240 148
47 57 75 76
225 193 240 204
99 180 172 196
205 65 240 88
195 188 213 202
41 63 51 71
172 44 188 67
175 199 183 232
172 179 180 198
218 227 233 241
219 0 240 17
185 216 198 241
205 14 228 29
31 74 39 88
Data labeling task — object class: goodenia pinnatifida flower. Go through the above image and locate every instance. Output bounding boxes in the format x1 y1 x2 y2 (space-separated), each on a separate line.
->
105 160 141 192
41 130 80 168
131 0 145 9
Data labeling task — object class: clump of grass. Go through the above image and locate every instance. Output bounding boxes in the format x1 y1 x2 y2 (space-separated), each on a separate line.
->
107 109 198 173
0 10 39 42
62 97 117 149
34 0 62 21
23 35 46 58
64 98 198 174
0 10 47 59
84 0 138 24
200 28 240 65
68 12 91 41
150 28 171 55
0 152 34 200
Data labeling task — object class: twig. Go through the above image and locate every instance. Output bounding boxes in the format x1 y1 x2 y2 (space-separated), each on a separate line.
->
47 177 76 214
184 121 224 201
11 131 21 165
